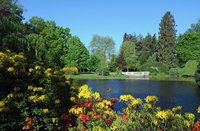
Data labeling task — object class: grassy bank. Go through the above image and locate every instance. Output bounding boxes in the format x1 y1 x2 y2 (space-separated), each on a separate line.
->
71 72 128 79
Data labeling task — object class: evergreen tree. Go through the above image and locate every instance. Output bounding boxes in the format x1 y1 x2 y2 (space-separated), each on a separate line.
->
156 11 177 68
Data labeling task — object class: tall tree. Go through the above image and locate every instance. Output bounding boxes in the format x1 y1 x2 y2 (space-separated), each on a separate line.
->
118 41 139 71
0 0 27 52
89 35 115 73
186 19 200 33
26 17 71 67
61 36 89 71
156 11 177 68
116 50 126 71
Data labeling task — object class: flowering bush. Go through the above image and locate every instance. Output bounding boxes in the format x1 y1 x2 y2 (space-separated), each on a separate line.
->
0 51 72 130
68 85 200 130
1 51 200 130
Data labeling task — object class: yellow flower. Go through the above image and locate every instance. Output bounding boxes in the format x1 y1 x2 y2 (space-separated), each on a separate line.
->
35 65 41 70
175 114 182 118
165 110 174 117
28 85 33 90
7 67 14 72
37 87 43 91
197 106 200 113
172 106 182 112
131 98 142 107
38 95 45 101
29 68 34 72
111 126 117 130
145 96 158 103
184 120 190 127
52 117 59 123
70 97 76 102
33 87 43 92
7 93 13 99
120 94 135 102
185 113 195 120
78 84 91 99
0 101 5 107
156 111 168 120
44 68 52 76
54 99 61 104
29 95 37 103
43 108 49 113
69 107 83 115
92 92 100 99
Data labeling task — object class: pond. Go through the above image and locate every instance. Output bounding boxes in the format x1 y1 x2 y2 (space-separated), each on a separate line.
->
77 79 200 115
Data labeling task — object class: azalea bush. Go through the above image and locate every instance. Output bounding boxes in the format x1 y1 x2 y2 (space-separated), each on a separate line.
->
0 51 73 130
68 85 200 130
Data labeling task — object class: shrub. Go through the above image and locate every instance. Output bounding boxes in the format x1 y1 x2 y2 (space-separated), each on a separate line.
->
68 85 200 130
0 51 72 130
178 60 198 77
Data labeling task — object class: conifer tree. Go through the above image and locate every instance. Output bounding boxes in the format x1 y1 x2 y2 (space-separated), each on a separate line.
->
157 11 177 68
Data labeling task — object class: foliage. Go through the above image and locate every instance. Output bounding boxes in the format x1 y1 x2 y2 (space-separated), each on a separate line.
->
61 36 89 71
195 61 200 87
0 51 72 130
121 41 139 71
87 54 100 71
170 60 198 78
108 54 117 72
68 85 200 130
61 66 79 75
26 17 71 67
176 32 200 66
89 34 115 74
186 19 200 33
0 0 28 53
157 11 177 68
116 50 126 71
178 60 198 77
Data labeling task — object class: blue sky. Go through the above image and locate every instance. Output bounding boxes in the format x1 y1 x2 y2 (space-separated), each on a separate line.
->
19 0 200 52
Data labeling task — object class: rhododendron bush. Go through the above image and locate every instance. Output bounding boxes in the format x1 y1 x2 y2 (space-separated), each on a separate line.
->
0 51 72 130
69 85 200 130
1 51 200 130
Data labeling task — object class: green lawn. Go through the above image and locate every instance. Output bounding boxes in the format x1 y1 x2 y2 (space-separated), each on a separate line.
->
70 72 128 79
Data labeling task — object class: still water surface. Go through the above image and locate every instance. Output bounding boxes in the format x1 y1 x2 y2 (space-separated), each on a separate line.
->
77 79 200 114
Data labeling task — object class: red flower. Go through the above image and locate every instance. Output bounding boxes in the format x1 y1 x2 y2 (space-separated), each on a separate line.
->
80 102 92 107
120 115 129 120
78 113 89 122
22 125 30 130
25 117 33 124
192 121 200 131
105 88 112 91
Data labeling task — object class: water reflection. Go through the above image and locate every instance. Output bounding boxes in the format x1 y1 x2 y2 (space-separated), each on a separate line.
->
77 79 200 114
